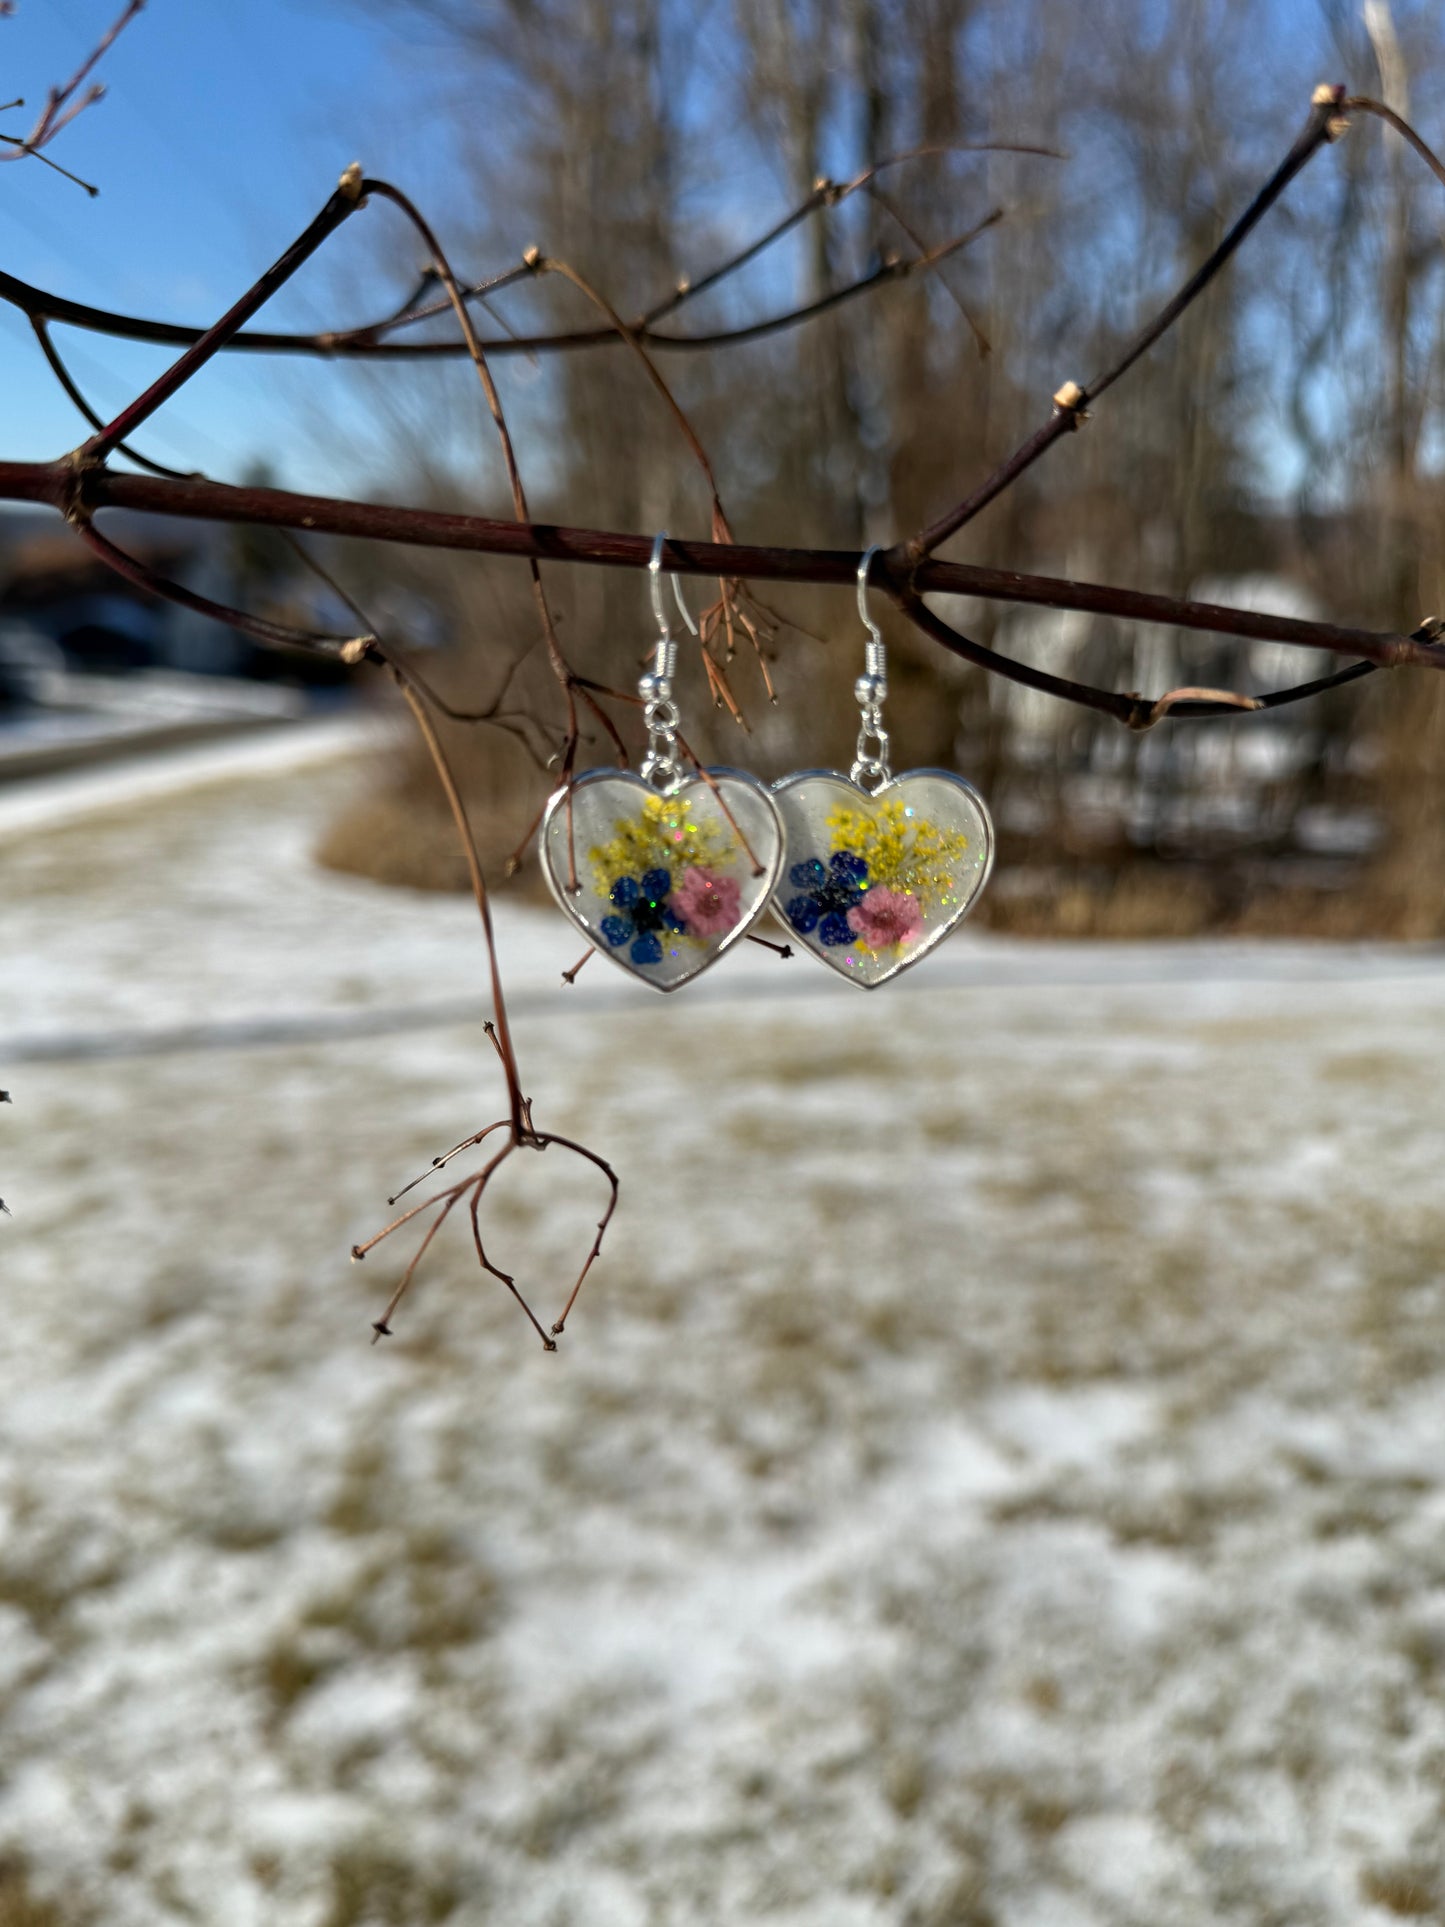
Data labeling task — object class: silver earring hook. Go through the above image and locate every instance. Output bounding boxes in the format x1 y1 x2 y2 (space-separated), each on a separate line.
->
857 545 885 681
673 574 699 636
649 532 671 643
649 532 698 647
851 544 891 792
641 532 690 792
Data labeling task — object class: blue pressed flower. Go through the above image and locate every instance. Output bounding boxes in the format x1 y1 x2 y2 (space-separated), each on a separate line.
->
784 850 869 946
601 868 684 964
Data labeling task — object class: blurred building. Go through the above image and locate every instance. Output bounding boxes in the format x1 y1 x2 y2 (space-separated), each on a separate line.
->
0 509 441 702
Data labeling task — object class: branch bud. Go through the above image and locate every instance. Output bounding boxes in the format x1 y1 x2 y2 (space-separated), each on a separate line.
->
340 635 375 664
1052 379 1089 422
338 162 364 202
523 246 541 269
1312 82 1350 140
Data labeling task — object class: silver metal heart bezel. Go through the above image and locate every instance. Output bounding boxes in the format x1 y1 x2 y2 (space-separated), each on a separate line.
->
540 765 785 993
769 767 996 989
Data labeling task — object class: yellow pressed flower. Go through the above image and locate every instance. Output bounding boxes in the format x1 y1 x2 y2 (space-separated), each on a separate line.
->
590 792 735 892
825 799 969 906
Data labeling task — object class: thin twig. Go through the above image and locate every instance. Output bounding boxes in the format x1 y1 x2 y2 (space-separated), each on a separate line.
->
77 166 368 465
280 531 558 769
543 1135 619 1337
902 88 1346 561
355 665 620 1348
29 317 190 479
0 252 996 360
70 517 366 655
391 674 525 1131
364 176 594 851
0 0 143 189
1344 95 1445 187
0 140 1026 358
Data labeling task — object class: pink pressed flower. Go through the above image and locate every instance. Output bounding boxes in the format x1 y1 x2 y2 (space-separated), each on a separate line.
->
846 884 924 951
674 865 742 937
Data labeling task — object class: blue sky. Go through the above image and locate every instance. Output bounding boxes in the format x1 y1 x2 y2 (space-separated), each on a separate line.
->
0 0 466 489
0 0 1412 515
0 0 918 506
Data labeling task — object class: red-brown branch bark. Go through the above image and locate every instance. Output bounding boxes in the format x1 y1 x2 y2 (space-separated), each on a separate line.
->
11 460 1438 697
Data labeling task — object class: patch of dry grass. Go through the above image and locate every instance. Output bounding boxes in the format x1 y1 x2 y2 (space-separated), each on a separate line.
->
322 1845 461 1927
313 734 551 904
978 860 1445 940
0 1862 72 1927
11 764 1445 1924
1360 1863 1441 1917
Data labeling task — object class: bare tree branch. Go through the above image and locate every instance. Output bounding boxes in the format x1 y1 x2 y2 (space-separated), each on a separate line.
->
0 0 144 192
11 460 1437 697
76 168 367 465
0 138 1029 360
901 87 1349 562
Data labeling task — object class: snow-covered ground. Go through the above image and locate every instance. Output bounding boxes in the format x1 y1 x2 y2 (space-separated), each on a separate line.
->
2 758 1445 1926
0 670 316 786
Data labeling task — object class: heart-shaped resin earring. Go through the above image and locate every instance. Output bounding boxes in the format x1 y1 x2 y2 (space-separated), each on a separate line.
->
771 548 995 988
540 535 785 992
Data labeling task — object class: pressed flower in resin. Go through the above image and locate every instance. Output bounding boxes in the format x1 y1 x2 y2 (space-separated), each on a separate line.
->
847 883 923 951
672 866 742 936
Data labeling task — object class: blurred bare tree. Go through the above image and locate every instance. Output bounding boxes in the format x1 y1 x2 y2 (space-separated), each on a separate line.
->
328 0 1445 933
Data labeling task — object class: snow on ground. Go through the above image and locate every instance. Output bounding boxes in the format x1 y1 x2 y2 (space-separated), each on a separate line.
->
0 713 375 845
2 761 1445 1925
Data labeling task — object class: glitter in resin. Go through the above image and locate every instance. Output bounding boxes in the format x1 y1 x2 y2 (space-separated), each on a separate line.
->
541 769 785 993
769 770 994 988
783 797 972 957
589 793 742 970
